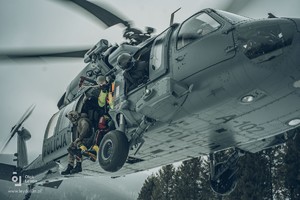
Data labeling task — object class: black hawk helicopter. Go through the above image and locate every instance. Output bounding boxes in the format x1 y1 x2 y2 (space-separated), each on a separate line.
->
1 0 300 197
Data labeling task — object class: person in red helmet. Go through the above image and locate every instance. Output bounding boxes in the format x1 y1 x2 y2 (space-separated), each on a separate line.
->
82 115 113 161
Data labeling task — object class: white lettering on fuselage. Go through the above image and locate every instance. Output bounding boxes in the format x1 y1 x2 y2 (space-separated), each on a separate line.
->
43 133 67 156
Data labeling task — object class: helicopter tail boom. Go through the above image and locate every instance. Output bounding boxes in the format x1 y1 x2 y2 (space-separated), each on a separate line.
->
16 128 31 168
1 105 34 169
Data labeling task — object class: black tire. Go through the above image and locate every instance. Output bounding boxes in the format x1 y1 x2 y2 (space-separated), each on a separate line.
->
98 130 129 172
210 163 237 195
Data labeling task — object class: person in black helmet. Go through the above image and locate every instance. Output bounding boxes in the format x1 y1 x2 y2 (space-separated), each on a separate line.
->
117 53 148 92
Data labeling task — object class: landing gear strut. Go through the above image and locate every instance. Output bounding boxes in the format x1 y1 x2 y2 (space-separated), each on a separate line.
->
209 150 243 195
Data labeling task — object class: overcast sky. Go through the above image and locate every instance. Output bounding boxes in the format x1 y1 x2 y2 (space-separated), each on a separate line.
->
0 0 300 199
0 0 231 159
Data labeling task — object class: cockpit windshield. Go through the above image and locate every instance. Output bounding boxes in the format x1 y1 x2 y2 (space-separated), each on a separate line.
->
216 10 250 24
177 12 221 49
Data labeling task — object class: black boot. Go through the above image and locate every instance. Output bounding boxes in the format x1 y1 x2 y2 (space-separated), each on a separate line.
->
70 162 82 174
61 164 74 175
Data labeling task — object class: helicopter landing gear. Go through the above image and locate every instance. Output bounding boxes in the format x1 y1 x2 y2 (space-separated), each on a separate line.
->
98 130 129 172
209 150 243 195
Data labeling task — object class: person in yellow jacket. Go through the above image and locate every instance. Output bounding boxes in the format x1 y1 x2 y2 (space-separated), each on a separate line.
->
96 75 114 109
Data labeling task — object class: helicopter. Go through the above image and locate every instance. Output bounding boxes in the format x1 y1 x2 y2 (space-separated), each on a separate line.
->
1 0 300 196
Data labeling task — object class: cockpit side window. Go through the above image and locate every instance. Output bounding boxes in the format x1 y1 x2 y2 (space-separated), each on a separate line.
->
177 12 221 49
45 112 59 139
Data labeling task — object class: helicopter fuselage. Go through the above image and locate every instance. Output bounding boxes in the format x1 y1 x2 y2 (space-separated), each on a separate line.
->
105 9 300 172
23 8 300 178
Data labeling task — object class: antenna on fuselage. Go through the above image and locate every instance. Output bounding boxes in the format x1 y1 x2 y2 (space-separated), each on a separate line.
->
170 8 181 26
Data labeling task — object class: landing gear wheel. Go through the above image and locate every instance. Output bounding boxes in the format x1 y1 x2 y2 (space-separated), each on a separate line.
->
98 130 129 172
210 163 237 195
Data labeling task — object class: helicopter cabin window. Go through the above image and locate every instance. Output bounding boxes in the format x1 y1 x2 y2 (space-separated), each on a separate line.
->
45 112 59 139
149 29 171 81
151 31 168 71
151 42 163 70
177 12 221 49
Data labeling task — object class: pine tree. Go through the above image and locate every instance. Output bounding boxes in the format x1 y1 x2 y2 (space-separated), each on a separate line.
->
137 174 158 200
225 151 272 200
198 157 217 200
284 128 300 200
172 158 203 200
152 164 175 200
268 145 288 199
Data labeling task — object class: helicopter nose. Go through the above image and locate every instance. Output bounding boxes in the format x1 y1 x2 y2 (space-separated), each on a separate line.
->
236 19 296 63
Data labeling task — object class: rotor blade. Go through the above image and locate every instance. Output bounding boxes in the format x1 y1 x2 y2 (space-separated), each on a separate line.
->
0 105 35 153
63 0 129 27
1 49 89 60
18 104 36 126
1 0 129 60
0 135 16 154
